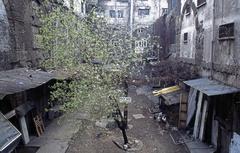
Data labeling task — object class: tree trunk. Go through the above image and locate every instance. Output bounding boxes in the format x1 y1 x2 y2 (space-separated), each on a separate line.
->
121 128 128 144
124 105 128 128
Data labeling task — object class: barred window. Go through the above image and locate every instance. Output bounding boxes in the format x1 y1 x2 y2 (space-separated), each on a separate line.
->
219 23 234 40
138 9 150 16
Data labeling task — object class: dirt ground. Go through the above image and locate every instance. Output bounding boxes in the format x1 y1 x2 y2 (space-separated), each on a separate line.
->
66 85 188 153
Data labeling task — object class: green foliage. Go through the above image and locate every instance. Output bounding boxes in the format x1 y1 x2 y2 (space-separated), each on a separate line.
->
38 1 135 118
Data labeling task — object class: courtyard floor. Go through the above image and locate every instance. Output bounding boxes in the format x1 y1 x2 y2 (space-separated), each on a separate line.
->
65 85 188 153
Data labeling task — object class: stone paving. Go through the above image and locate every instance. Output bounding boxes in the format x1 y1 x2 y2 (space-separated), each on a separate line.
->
27 113 87 153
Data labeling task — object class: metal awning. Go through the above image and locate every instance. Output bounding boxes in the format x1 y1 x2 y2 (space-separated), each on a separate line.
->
0 68 56 100
0 112 21 153
184 78 240 96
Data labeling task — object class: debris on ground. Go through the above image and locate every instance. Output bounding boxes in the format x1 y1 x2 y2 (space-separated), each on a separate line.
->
66 85 188 153
95 118 117 129
132 114 145 119
112 137 143 152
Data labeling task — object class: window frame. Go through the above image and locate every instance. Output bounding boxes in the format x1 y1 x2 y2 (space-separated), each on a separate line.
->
138 8 150 16
185 4 191 16
183 33 188 43
218 22 235 40
117 0 129 2
162 8 168 14
109 10 116 18
117 10 124 18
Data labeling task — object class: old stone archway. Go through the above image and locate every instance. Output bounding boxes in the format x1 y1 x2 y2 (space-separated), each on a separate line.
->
179 0 203 64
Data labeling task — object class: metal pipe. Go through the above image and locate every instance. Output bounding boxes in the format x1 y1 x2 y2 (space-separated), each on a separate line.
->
210 0 216 80
130 0 133 38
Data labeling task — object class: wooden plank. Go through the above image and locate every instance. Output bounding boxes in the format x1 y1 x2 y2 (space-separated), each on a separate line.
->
178 92 188 128
33 114 45 137
193 92 203 139
179 112 187 119
199 100 208 141
181 104 187 112
4 110 16 119
19 116 30 144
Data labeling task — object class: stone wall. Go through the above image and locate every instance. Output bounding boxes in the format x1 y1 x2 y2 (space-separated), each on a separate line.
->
0 0 10 70
0 0 86 71
0 0 43 70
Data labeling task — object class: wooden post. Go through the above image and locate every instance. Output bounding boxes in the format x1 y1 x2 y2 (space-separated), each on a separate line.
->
19 116 30 144
124 105 128 128
178 92 188 129
193 92 203 139
199 100 208 141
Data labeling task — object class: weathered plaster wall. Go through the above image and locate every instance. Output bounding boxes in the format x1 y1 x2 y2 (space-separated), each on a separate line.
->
133 0 162 28
73 0 86 16
179 0 197 60
202 0 240 87
99 0 130 26
178 0 240 88
195 0 214 64
0 0 87 71
213 0 240 66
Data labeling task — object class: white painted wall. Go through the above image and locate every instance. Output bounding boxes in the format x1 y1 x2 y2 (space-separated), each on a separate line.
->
230 133 240 153
105 2 129 25
101 0 129 26
63 0 86 16
180 0 214 61
180 1 196 59
73 0 86 15
134 0 161 27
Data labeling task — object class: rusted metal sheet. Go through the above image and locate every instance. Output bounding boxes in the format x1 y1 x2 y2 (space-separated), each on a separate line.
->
0 68 56 100
161 91 181 105
184 78 240 96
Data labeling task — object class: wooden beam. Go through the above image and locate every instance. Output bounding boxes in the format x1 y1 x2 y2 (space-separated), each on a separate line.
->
199 100 208 141
4 110 16 119
19 116 30 144
193 92 203 139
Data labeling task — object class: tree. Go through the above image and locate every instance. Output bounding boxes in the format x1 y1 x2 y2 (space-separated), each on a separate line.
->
37 0 136 148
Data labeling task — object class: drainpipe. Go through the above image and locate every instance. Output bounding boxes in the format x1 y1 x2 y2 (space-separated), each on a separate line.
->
130 0 133 38
210 0 216 80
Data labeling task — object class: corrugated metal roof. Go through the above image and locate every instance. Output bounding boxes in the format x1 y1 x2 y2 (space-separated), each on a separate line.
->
0 68 56 100
184 78 240 96
0 112 21 152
